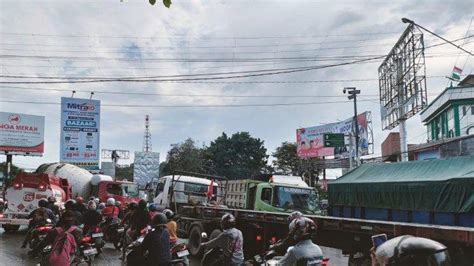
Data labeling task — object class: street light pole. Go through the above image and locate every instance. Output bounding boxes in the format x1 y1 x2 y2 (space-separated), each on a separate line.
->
344 87 361 165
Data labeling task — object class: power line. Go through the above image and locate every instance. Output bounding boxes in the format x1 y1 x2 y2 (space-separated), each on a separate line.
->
0 99 380 108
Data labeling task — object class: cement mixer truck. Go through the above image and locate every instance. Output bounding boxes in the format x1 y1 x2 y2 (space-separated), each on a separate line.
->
37 163 141 204
0 163 140 233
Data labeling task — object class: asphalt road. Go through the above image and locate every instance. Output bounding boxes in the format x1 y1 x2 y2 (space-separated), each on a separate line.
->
0 226 348 265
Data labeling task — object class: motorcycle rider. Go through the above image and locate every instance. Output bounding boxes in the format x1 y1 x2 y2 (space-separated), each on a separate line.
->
82 200 103 234
102 198 120 219
74 196 87 214
200 213 244 266
133 213 172 266
62 199 82 226
371 235 452 266
121 201 138 227
163 209 178 245
46 196 60 217
148 203 160 219
21 199 56 248
278 217 323 266
270 211 303 254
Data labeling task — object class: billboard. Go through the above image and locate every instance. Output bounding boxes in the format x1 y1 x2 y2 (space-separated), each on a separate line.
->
59 97 100 170
0 112 45 155
296 112 370 158
133 151 160 188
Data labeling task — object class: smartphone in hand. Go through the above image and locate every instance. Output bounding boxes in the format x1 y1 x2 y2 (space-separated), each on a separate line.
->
371 234 388 249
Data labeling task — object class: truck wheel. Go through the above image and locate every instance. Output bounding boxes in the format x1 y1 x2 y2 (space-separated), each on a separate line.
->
188 225 204 257
209 229 222 240
2 224 20 233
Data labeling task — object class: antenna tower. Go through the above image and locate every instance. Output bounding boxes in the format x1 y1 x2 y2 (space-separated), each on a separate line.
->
143 115 152 152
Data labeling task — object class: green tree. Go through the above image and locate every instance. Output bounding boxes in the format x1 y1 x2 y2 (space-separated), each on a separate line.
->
272 142 301 175
160 138 205 176
0 162 23 178
204 132 268 179
115 163 134 181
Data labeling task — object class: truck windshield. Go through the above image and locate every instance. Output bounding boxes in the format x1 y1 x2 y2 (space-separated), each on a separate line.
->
122 184 139 197
273 186 317 211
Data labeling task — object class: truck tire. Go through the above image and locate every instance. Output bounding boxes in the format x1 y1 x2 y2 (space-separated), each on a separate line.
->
188 225 204 257
209 229 222 240
2 224 20 233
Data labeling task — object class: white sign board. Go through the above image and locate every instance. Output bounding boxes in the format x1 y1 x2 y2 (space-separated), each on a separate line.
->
59 97 100 170
133 151 160 188
0 112 45 156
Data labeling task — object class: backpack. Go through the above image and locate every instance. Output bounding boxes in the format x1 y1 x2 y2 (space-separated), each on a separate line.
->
48 226 78 266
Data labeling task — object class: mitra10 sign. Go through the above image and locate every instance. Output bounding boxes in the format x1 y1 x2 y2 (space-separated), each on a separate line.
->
59 97 101 170
0 112 45 156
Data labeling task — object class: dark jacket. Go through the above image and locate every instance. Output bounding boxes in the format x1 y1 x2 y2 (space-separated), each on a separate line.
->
139 226 171 266
130 209 150 231
83 209 103 226
31 226 82 255
27 207 57 226
46 203 60 216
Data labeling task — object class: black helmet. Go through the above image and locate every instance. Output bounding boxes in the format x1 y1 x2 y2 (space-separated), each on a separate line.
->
148 203 158 212
375 235 451 266
152 213 168 225
138 199 147 210
163 209 174 220
127 202 138 210
38 199 48 208
220 213 236 230
47 196 56 203
64 199 76 210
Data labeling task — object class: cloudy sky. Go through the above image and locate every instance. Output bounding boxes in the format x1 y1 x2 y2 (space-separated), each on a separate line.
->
0 0 472 176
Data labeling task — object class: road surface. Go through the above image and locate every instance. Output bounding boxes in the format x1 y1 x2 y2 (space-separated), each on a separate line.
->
0 226 348 265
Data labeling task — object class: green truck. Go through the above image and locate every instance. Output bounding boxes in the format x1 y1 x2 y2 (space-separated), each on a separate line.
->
224 175 320 214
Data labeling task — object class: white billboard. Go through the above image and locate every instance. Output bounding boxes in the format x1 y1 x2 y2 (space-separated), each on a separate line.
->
59 97 100 170
133 151 160 188
0 112 45 156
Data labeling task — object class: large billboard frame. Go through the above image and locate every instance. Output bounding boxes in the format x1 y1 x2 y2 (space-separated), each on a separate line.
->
0 112 45 156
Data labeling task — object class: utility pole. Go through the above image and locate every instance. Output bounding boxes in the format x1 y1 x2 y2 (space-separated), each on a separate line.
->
143 115 152 153
344 87 361 165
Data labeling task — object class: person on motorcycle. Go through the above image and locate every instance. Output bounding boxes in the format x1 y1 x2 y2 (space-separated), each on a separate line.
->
0 198 4 213
61 199 82 226
200 213 244 266
148 203 160 219
21 199 56 248
121 201 137 227
74 196 87 214
125 199 151 245
82 200 103 234
116 200 124 219
270 211 303 254
102 198 120 219
278 217 323 266
134 213 172 265
370 235 452 266
163 209 177 244
46 196 60 216
29 210 83 264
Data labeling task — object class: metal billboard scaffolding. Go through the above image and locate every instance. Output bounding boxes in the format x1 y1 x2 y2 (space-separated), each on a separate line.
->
378 23 427 161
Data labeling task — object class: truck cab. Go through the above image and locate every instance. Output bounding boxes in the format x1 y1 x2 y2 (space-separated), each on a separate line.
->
153 175 218 210
96 180 141 204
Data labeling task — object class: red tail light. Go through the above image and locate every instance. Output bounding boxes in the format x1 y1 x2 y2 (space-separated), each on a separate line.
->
95 227 101 233
82 236 92 243
38 184 47 191
13 183 22 189
256 235 262 241
271 236 277 243
38 226 52 232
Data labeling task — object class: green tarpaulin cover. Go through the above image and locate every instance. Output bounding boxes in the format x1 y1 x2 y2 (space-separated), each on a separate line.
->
328 156 474 213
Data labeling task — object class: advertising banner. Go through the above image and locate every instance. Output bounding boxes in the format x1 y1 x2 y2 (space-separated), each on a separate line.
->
59 97 100 170
133 151 160 188
296 112 369 158
0 112 45 155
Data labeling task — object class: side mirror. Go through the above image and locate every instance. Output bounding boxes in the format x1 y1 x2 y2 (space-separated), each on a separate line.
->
201 232 208 239
46 218 52 224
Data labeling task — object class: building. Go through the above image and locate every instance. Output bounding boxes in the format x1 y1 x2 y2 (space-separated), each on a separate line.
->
420 75 474 141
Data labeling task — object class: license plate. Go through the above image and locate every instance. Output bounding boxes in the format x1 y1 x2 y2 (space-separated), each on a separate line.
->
137 237 144 243
177 250 189 257
83 248 98 256
117 228 125 233
92 233 103 238
44 245 52 252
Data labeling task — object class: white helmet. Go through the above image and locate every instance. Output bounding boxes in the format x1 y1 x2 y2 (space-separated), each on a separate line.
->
106 197 116 206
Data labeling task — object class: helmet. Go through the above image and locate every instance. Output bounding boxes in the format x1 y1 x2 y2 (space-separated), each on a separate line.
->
88 200 97 210
65 199 76 210
152 213 168 225
138 199 147 210
375 235 451 266
38 199 48 208
94 198 100 204
47 196 56 203
127 202 138 210
76 196 84 205
163 209 174 220
289 217 316 241
288 211 303 224
106 198 116 206
115 201 121 207
220 213 236 230
148 204 158 212
98 202 106 210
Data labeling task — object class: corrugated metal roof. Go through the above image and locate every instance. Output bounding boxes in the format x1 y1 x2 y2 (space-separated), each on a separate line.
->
331 156 474 184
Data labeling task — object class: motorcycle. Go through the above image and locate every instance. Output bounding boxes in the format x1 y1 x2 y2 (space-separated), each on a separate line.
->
83 225 105 255
29 223 54 250
248 246 330 266
171 242 190 266
101 217 125 250
79 234 99 265
200 232 226 266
